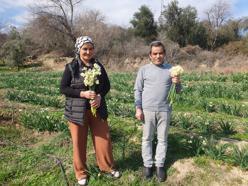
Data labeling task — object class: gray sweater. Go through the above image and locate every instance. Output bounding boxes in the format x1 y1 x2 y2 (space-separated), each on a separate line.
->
134 62 181 112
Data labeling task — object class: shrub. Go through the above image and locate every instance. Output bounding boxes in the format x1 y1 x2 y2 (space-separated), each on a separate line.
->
0 28 26 70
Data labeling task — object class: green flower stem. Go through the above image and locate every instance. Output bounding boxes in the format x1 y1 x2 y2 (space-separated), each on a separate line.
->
168 83 176 106
91 106 97 117
89 86 97 117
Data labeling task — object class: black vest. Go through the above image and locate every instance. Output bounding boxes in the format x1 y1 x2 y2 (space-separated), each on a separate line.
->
64 59 108 125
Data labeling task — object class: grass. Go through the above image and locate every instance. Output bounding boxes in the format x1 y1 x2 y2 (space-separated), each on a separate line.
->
231 133 248 141
0 127 71 185
1 118 248 185
193 156 211 168
0 123 160 185
1 70 248 185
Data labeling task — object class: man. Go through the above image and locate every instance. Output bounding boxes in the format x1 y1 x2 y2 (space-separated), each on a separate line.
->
134 41 181 182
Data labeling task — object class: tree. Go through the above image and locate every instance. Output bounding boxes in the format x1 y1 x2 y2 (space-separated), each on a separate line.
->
0 27 26 70
0 25 7 47
130 5 157 43
220 20 241 40
191 22 208 49
240 17 248 32
0 32 7 48
0 22 7 47
205 0 231 49
74 10 109 56
30 0 84 54
24 14 74 55
159 0 206 47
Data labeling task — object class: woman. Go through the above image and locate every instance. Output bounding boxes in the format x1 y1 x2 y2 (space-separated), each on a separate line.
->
60 36 120 186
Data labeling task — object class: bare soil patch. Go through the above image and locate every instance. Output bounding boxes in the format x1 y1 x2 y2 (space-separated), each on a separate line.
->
166 158 248 186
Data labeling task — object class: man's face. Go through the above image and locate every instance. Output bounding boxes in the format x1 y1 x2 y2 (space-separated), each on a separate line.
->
149 46 165 65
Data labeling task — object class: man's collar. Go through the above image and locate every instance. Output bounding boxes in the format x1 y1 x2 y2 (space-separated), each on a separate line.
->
150 61 165 67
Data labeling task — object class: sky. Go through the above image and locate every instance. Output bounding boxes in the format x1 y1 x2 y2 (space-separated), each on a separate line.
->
0 0 248 29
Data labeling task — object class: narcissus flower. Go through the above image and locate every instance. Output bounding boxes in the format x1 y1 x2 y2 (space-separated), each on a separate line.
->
80 63 101 117
167 65 184 106
170 65 184 77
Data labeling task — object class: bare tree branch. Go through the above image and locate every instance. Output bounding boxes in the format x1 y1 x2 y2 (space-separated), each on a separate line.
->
205 0 231 49
240 17 248 31
206 0 230 29
31 0 84 42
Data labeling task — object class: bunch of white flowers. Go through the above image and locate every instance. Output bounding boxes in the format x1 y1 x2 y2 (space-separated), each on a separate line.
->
167 65 184 106
81 63 101 87
80 63 101 117
170 65 184 77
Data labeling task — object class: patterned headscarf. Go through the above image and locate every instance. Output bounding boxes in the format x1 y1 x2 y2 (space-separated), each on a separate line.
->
75 36 94 54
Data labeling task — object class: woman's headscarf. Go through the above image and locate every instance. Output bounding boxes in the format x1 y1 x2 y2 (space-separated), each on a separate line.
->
75 36 94 55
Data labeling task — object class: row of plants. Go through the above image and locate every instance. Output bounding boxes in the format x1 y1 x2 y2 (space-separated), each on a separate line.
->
1 71 247 86
107 98 135 117
8 85 60 96
0 71 62 79
5 89 135 115
185 80 248 92
19 109 68 132
186 135 248 170
181 82 245 100
1 72 247 100
182 73 248 83
73 71 248 84
175 96 248 118
201 101 248 117
6 90 64 108
0 77 60 89
107 89 247 119
110 80 134 93
17 105 247 140
171 113 239 135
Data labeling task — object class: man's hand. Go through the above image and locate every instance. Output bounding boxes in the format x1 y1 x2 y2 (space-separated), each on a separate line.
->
135 108 144 121
80 91 96 99
90 94 101 108
172 76 180 84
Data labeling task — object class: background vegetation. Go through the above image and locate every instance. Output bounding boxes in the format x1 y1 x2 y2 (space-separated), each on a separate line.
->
0 0 248 69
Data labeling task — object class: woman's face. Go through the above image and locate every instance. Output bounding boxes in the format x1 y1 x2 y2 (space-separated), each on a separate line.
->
79 43 94 63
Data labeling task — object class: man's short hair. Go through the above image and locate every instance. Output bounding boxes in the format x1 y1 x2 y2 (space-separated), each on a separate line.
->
149 41 166 54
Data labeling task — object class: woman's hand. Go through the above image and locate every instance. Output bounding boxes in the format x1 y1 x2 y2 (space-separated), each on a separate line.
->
172 76 180 84
90 94 101 108
80 91 96 99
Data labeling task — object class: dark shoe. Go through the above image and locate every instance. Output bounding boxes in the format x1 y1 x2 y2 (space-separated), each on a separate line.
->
143 166 153 179
156 167 166 182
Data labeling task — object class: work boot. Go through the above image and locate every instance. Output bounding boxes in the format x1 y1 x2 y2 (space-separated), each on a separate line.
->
156 167 166 182
143 166 153 179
